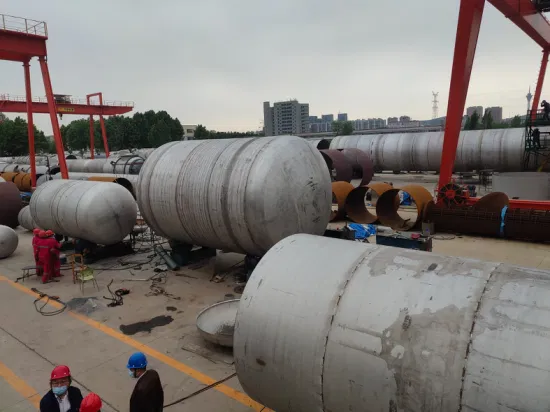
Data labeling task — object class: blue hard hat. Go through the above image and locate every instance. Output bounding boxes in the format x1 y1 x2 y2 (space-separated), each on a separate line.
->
127 352 147 369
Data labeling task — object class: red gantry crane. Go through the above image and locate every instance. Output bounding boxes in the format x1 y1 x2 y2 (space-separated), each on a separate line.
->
440 0 550 210
0 14 134 187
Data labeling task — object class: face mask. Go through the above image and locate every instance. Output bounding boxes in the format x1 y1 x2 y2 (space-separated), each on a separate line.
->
128 370 136 379
52 386 68 396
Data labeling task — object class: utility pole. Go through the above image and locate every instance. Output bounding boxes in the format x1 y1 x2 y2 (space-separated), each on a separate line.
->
432 92 439 119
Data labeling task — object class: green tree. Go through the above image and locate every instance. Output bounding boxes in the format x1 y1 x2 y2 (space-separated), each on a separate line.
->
342 121 354 135
194 124 210 139
331 120 343 134
0 116 49 156
465 111 480 130
482 110 493 129
148 120 171 147
510 115 523 128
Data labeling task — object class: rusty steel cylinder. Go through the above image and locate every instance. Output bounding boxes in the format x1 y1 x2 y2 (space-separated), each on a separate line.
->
235 234 550 412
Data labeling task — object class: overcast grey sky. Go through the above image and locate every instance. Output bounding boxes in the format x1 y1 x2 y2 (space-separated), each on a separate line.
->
1 0 546 133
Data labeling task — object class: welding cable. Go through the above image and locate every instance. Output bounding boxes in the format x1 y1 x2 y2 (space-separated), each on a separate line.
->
30 288 67 316
163 372 237 408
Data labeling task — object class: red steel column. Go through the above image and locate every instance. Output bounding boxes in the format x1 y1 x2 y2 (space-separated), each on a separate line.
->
438 0 486 192
88 115 95 159
23 60 37 188
39 56 68 179
98 94 110 157
531 49 549 119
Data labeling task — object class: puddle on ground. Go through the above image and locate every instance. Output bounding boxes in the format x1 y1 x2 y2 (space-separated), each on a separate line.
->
120 315 174 335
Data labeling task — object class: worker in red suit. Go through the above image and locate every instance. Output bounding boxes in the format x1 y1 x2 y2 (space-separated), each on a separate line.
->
32 228 43 277
45 230 62 278
37 230 54 283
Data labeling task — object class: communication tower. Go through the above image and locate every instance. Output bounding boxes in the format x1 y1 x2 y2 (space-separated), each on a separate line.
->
432 92 439 119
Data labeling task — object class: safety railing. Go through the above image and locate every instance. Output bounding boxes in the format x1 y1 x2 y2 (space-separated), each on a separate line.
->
0 14 47 37
0 94 134 107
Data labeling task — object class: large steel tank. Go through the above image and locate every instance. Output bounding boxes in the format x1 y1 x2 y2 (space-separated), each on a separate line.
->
0 225 18 259
18 206 37 231
331 128 527 172
235 234 550 412
30 180 137 245
137 136 331 256
0 182 23 228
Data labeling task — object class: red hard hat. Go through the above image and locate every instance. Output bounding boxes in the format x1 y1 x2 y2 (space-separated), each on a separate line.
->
39 230 47 238
45 230 54 237
50 365 71 380
33 229 40 235
80 393 102 412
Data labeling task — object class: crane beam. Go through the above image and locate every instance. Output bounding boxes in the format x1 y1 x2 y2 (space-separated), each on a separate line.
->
0 96 133 116
487 0 550 49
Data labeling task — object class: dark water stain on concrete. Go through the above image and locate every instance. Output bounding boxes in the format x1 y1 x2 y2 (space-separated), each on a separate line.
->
120 315 174 335
166 306 178 312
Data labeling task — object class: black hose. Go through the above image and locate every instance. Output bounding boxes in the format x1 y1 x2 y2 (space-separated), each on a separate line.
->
163 372 237 408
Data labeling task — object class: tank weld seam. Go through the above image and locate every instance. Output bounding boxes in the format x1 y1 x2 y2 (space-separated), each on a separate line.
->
457 263 498 412
319 248 378 409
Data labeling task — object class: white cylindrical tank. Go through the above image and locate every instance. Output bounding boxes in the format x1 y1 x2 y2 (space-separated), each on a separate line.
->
492 172 550 200
0 225 18 258
330 128 527 172
30 180 138 245
18 206 38 231
235 234 550 412
137 136 332 256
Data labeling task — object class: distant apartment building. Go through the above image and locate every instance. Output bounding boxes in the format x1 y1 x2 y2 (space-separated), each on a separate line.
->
466 106 484 117
353 118 387 131
337 113 348 122
485 106 503 123
263 100 309 136
387 117 399 126
321 114 334 122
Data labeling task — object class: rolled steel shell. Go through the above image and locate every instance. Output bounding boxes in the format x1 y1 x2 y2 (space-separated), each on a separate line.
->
16 165 48 175
0 182 23 228
307 138 330 150
64 159 109 173
340 148 374 185
0 176 4 183
30 180 138 245
18 206 38 231
0 225 18 258
319 149 353 182
235 234 550 412
0 164 19 173
0 172 17 182
330 181 354 221
13 173 32 192
505 209 550 242
472 192 509 213
330 128 527 172
345 182 393 224
37 172 139 188
137 136 332 256
376 184 433 230
87 176 136 198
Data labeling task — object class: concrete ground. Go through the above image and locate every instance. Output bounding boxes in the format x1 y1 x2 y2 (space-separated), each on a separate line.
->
2 211 550 411
0 229 265 412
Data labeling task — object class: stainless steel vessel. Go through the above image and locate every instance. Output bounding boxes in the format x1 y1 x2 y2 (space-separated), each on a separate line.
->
235 234 550 412
137 136 331 256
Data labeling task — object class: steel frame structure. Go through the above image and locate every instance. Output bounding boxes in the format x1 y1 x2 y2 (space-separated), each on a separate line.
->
0 14 132 184
0 14 66 186
439 0 550 210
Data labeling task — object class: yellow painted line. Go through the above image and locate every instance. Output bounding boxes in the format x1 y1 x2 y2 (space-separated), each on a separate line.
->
0 360 41 409
0 276 269 411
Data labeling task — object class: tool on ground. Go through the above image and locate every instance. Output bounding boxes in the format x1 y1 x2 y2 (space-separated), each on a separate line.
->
103 279 130 307
31 287 67 316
